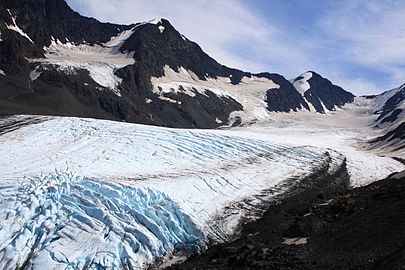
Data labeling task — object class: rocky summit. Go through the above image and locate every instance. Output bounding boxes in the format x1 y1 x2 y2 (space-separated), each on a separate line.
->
1 0 357 129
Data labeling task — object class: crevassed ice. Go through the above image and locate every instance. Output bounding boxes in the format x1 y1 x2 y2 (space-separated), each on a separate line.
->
0 172 204 270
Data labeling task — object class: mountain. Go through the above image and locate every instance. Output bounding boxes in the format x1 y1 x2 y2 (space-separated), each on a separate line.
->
0 0 356 128
368 84 405 153
0 1 404 269
292 71 355 113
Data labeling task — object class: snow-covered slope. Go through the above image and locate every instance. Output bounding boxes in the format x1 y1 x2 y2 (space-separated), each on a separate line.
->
30 27 137 96
151 66 280 123
231 96 404 186
0 115 403 269
368 84 405 155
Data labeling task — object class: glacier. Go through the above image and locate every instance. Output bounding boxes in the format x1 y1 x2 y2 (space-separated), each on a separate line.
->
0 115 403 269
0 172 203 269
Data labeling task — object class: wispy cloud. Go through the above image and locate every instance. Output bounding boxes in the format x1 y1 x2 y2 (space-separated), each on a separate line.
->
66 0 405 95
319 0 405 89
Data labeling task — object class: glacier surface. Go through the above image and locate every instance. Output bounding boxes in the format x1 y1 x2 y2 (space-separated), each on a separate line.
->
0 172 203 270
0 115 403 269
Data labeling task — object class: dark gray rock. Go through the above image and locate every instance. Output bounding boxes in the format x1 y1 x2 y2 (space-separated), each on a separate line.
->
262 73 310 112
377 86 405 123
293 71 355 113
0 0 357 128
170 167 405 270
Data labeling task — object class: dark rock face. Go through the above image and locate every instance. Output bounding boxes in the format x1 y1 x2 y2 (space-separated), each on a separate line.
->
0 29 42 75
0 3 43 75
0 65 243 128
380 108 403 124
377 86 405 123
155 90 243 128
171 170 405 270
3 0 129 47
294 72 355 113
371 122 405 149
0 0 356 128
120 19 248 84
370 85 404 152
263 73 310 112
0 0 246 128
0 0 129 74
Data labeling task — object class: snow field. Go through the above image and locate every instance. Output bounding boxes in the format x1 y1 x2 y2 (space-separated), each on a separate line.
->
229 99 405 187
30 27 137 96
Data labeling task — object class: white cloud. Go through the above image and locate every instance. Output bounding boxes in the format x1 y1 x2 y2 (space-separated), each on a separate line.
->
319 1 405 86
334 78 381 96
66 0 315 75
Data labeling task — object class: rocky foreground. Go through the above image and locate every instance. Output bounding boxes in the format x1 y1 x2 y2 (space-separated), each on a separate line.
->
169 162 405 270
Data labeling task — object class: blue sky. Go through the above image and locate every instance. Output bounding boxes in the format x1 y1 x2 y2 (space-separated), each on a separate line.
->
66 0 405 95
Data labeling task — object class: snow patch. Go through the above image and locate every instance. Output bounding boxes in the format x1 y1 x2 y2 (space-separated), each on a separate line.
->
29 68 41 81
148 18 163 25
283 238 308 245
303 96 316 112
151 66 280 123
104 27 136 48
31 29 136 96
319 99 331 113
159 26 165 33
293 72 312 95
6 9 34 43
0 70 5 76
159 96 181 104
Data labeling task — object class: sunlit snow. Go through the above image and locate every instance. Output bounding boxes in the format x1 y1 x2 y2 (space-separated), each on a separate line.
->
6 9 34 43
151 65 280 123
31 28 137 96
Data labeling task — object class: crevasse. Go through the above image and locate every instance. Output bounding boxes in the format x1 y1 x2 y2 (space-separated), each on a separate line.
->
0 172 204 270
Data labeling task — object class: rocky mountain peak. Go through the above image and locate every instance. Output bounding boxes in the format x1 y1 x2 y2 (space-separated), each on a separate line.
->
0 0 357 128
293 71 355 113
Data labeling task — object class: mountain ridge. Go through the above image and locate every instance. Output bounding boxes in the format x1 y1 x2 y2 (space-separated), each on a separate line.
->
0 0 380 129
